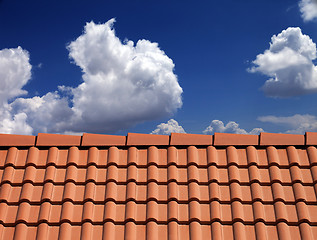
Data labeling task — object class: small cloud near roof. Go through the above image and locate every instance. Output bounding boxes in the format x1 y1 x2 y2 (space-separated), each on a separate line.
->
258 114 317 134
203 119 264 135
151 119 186 135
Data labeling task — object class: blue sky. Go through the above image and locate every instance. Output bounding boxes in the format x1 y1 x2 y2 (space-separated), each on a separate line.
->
1 0 317 135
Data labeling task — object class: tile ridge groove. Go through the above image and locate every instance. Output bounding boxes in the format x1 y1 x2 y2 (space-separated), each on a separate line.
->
25 162 37 168
63 179 76 184
228 179 242 184
0 221 316 228
59 219 73 224
19 181 36 191
2 162 317 168
226 162 240 167
65 162 79 167
1 180 317 187
3 198 315 205
60 198 75 204
80 219 94 224
297 218 312 225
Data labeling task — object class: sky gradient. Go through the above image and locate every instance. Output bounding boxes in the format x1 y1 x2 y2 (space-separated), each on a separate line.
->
0 0 317 135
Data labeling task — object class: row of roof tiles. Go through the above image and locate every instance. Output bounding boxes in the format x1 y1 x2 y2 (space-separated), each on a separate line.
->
1 145 317 167
1 132 317 147
1 222 315 240
1 164 315 185
0 181 316 203
0 200 316 225
1 133 317 239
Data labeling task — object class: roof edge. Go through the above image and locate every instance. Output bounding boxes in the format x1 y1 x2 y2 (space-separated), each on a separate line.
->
0 134 36 146
213 132 258 146
170 133 213 146
0 132 315 147
259 132 305 146
126 133 169 146
82 133 126 146
36 133 81 147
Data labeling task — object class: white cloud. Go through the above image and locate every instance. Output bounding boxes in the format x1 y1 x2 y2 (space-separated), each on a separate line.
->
10 92 73 134
258 114 317 134
0 47 31 105
0 19 183 134
66 19 182 133
203 120 264 135
0 110 33 135
299 0 317 22
151 119 186 135
0 47 33 134
249 27 317 97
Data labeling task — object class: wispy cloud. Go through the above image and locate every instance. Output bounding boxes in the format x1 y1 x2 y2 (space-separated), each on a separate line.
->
258 114 317 134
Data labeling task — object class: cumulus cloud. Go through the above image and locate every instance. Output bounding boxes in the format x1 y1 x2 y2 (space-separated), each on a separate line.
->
249 27 317 97
0 111 33 135
258 114 317 134
299 0 317 22
0 19 183 134
151 119 186 135
66 19 182 133
0 47 31 105
10 92 73 134
0 47 33 134
203 120 264 135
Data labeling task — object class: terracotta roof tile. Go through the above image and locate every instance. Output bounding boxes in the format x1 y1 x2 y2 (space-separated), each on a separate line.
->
214 133 258 146
306 132 317 145
170 133 212 145
0 134 35 146
36 133 81 146
0 132 316 239
126 133 169 146
260 132 305 146
81 133 126 146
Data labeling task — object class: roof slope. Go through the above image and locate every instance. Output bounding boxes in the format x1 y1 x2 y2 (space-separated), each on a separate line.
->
0 132 317 239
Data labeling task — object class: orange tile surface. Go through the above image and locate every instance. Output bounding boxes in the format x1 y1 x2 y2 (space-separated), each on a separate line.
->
126 133 169 146
36 133 81 146
81 133 126 146
260 132 305 146
0 134 35 146
306 132 317 145
0 132 317 239
214 133 258 146
170 133 212 146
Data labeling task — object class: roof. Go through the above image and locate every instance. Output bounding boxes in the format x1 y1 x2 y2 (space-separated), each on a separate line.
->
0 132 317 239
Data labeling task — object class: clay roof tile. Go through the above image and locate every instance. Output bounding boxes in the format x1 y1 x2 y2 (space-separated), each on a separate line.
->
126 133 169 146
170 133 212 146
81 133 126 146
0 131 316 239
214 133 258 146
36 133 81 146
0 134 35 146
260 132 305 146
